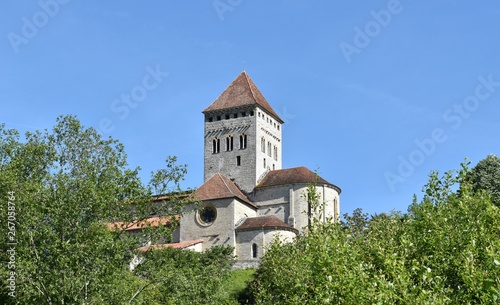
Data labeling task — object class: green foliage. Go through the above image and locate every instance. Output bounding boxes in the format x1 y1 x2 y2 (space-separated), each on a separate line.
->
130 246 237 305
341 207 369 237
467 154 500 207
248 162 500 304
0 116 229 304
225 268 256 304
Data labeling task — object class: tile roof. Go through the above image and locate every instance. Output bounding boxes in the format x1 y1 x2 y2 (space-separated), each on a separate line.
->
106 215 179 231
193 173 256 208
256 166 341 193
236 215 298 234
137 240 203 252
203 71 283 123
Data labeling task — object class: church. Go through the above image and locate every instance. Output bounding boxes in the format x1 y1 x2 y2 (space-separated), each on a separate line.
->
136 71 341 268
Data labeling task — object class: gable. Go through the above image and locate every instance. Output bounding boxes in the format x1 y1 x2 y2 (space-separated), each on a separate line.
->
193 172 256 208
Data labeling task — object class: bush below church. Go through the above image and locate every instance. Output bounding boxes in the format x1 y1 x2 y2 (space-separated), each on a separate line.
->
246 165 500 304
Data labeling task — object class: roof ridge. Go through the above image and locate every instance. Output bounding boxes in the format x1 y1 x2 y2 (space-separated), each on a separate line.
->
196 173 256 208
244 71 259 105
217 172 233 196
202 72 283 123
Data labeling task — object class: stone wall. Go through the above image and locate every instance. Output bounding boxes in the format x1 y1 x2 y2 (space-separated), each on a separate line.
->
235 228 296 262
203 106 283 193
180 198 237 250
203 106 257 193
180 198 257 254
255 106 283 182
251 183 341 233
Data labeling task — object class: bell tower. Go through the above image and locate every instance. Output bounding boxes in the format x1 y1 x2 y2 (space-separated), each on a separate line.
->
202 71 283 193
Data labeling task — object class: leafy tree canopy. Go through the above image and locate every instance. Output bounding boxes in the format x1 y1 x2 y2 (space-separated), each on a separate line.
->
467 154 500 207
247 162 500 304
0 116 235 304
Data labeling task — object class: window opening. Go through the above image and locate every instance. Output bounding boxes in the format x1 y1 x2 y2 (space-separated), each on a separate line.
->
236 156 241 166
261 137 266 153
267 142 271 157
213 138 220 154
226 136 233 151
239 134 247 149
252 243 258 258
307 194 312 231
198 206 217 225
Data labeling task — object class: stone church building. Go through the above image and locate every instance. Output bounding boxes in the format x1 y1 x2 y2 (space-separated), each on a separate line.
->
131 71 341 268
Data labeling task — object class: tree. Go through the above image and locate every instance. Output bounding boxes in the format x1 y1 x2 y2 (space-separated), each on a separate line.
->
341 207 369 237
467 154 500 207
0 116 194 304
131 245 236 305
248 162 500 304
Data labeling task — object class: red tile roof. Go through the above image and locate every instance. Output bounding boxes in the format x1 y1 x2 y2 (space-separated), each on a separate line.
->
106 215 179 231
137 240 203 252
256 166 341 193
193 173 256 208
236 215 298 234
203 71 283 123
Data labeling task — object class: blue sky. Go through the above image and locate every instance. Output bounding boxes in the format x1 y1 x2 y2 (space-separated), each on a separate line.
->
1 1 499 216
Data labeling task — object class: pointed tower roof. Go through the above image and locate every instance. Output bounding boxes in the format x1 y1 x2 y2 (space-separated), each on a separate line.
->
203 71 283 123
193 173 256 208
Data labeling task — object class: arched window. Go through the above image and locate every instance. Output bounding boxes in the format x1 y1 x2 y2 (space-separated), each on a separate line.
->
226 136 233 151
252 243 258 258
261 137 266 153
212 138 220 154
267 142 271 157
239 134 247 149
